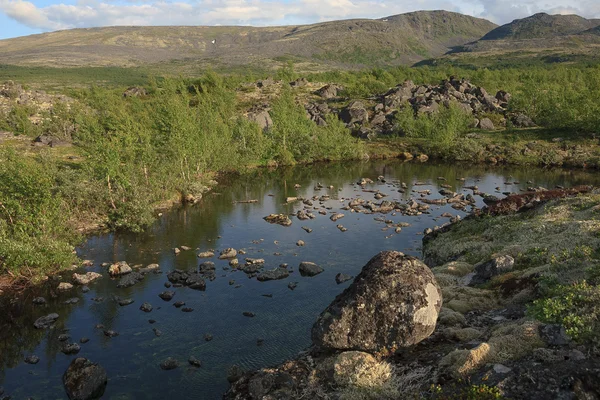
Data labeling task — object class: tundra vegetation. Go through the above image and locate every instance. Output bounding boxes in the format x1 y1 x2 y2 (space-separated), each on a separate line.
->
0 62 599 285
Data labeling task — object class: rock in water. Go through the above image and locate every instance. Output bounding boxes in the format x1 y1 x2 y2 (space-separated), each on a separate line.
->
263 214 292 226
335 273 353 284
160 358 179 370
34 313 59 329
219 248 238 259
63 358 107 400
257 267 289 281
108 261 132 276
299 262 324 277
72 272 102 286
312 251 442 353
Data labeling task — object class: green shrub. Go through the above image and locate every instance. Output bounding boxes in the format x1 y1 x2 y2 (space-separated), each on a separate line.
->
394 103 473 146
530 281 600 343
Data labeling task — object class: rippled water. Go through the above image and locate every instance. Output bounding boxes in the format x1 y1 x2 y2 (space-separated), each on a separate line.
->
1 160 599 399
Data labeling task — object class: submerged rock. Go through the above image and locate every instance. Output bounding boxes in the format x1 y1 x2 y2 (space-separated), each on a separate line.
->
189 356 202 367
257 267 289 281
312 251 442 352
24 355 40 364
335 273 353 284
63 358 107 400
160 358 179 370
34 313 59 329
62 343 81 355
33 297 47 305
116 272 144 288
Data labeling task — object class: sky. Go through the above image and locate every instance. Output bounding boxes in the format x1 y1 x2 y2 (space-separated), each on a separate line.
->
0 0 599 40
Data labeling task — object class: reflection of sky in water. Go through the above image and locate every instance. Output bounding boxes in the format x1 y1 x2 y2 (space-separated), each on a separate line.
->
2 160 599 399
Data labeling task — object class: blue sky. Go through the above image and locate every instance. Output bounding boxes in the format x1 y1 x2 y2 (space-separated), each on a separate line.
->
1 0 599 40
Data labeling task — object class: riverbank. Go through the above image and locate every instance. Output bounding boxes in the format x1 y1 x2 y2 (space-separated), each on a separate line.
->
225 188 600 399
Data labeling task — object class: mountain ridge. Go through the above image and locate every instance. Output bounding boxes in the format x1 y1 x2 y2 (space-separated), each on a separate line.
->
0 10 496 70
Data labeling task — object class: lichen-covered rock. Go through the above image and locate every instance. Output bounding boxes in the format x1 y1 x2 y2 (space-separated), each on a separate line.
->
312 251 442 353
63 358 107 400
219 248 238 259
263 214 292 226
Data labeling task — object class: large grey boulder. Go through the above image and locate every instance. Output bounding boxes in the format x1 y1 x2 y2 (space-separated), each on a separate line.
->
312 251 442 353
63 358 107 400
248 110 273 132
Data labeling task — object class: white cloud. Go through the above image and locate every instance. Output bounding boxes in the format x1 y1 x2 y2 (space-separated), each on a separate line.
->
0 0 599 33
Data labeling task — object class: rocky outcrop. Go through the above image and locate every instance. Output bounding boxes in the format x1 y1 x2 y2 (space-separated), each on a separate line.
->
63 358 107 400
312 251 442 353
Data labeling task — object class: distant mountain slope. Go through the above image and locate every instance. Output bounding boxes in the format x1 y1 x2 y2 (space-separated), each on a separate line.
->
444 12 600 63
480 13 600 40
0 10 496 70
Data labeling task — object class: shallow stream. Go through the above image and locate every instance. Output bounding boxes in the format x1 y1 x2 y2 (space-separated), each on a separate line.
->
1 160 599 399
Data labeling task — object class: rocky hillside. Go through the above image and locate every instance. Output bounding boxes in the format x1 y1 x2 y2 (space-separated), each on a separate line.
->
0 11 496 70
449 13 600 57
480 13 600 41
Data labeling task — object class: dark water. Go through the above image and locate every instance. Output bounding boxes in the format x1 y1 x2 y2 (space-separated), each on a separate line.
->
1 160 599 399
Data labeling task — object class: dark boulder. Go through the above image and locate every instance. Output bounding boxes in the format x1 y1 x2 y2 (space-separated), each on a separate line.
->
159 291 175 301
339 101 369 125
299 262 324 277
335 273 353 284
116 271 144 288
62 343 81 355
469 255 515 286
312 251 442 353
63 358 107 400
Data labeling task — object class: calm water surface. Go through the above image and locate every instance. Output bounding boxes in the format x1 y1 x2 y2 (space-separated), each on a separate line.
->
1 160 599 399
